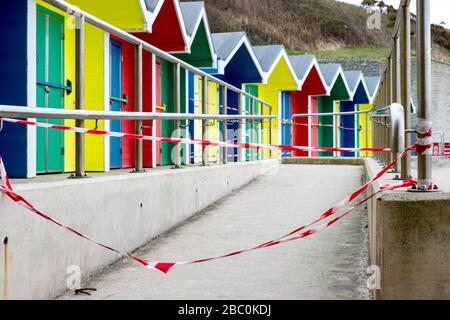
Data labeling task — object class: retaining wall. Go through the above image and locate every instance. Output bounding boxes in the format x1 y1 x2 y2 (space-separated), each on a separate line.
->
0 160 278 299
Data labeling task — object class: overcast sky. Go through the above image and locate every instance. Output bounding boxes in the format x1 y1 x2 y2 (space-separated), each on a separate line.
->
336 0 450 26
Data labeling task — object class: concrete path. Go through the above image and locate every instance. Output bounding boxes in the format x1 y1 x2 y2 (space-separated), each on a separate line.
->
59 165 369 300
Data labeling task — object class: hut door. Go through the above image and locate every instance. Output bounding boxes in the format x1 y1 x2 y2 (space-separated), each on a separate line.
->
110 39 123 169
281 92 292 158
155 60 162 166
36 7 65 173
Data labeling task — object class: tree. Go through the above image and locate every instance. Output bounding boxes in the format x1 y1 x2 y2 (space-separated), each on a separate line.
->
361 0 378 8
377 1 386 13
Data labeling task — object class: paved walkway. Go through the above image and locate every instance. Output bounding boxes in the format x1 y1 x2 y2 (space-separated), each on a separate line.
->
59 165 369 300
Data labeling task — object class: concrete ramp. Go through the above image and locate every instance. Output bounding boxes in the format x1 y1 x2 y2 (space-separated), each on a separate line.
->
59 165 369 300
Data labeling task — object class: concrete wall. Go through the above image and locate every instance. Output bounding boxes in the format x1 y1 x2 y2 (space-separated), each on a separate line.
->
0 160 278 299
364 158 450 299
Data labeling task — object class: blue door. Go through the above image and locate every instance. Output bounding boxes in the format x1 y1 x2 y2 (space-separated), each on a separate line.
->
110 39 122 169
281 92 292 158
340 101 356 157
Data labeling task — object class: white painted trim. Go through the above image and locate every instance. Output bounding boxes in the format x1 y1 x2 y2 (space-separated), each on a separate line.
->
308 96 312 158
103 32 110 172
151 53 157 168
277 91 282 160
137 0 152 32
183 68 189 165
172 0 190 54
27 0 37 178
147 0 165 31
200 7 217 69
366 77 380 104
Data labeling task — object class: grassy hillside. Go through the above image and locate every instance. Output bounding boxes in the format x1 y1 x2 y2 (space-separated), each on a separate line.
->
186 0 450 61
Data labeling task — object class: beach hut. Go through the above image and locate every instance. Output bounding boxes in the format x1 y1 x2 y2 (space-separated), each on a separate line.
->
0 0 88 177
252 45 301 159
288 55 328 157
66 0 151 31
61 0 153 171
339 71 370 157
317 64 351 157
210 32 264 162
0 1 40 177
172 1 216 165
358 76 380 156
133 0 190 167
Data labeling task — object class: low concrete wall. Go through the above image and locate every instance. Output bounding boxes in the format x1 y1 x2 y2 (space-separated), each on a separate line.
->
364 158 450 299
0 160 278 299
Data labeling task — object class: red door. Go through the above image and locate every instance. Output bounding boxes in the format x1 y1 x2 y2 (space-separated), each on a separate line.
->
116 37 135 168
142 54 162 167
291 92 309 157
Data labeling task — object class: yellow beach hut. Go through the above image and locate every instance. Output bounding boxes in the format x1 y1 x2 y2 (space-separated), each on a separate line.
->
252 45 301 159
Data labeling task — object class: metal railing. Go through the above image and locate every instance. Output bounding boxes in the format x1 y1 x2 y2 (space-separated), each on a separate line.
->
373 0 434 189
291 109 373 157
23 0 274 176
372 104 405 173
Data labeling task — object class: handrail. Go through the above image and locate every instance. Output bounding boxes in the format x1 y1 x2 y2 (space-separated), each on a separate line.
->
42 0 271 110
291 109 372 119
373 0 433 189
0 105 275 121
373 104 405 170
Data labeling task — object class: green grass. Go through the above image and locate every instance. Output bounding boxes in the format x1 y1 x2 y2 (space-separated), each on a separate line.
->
288 45 388 60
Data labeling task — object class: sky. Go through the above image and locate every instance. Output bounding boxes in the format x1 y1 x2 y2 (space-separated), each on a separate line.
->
336 0 450 26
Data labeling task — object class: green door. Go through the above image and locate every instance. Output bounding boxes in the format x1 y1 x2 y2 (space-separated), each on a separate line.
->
36 6 65 173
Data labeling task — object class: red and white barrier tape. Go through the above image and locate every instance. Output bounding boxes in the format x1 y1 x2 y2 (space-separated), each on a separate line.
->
1 118 390 154
0 141 429 273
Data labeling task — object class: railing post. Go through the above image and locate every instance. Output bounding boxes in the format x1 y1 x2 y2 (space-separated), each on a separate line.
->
416 0 433 189
401 1 412 179
333 114 338 157
134 44 143 172
269 105 273 159
173 63 181 169
393 35 401 103
386 58 392 105
237 92 244 162
202 76 208 166
74 14 86 178
250 98 255 161
221 86 227 164
365 112 369 157
260 102 265 160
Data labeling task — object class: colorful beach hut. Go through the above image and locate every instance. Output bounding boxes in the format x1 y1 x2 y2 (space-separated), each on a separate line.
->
340 71 370 157
132 0 190 167
288 55 328 157
358 76 380 156
252 45 301 159
317 64 351 157
172 1 216 165
61 0 154 172
210 32 264 162
0 0 119 177
0 1 41 177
